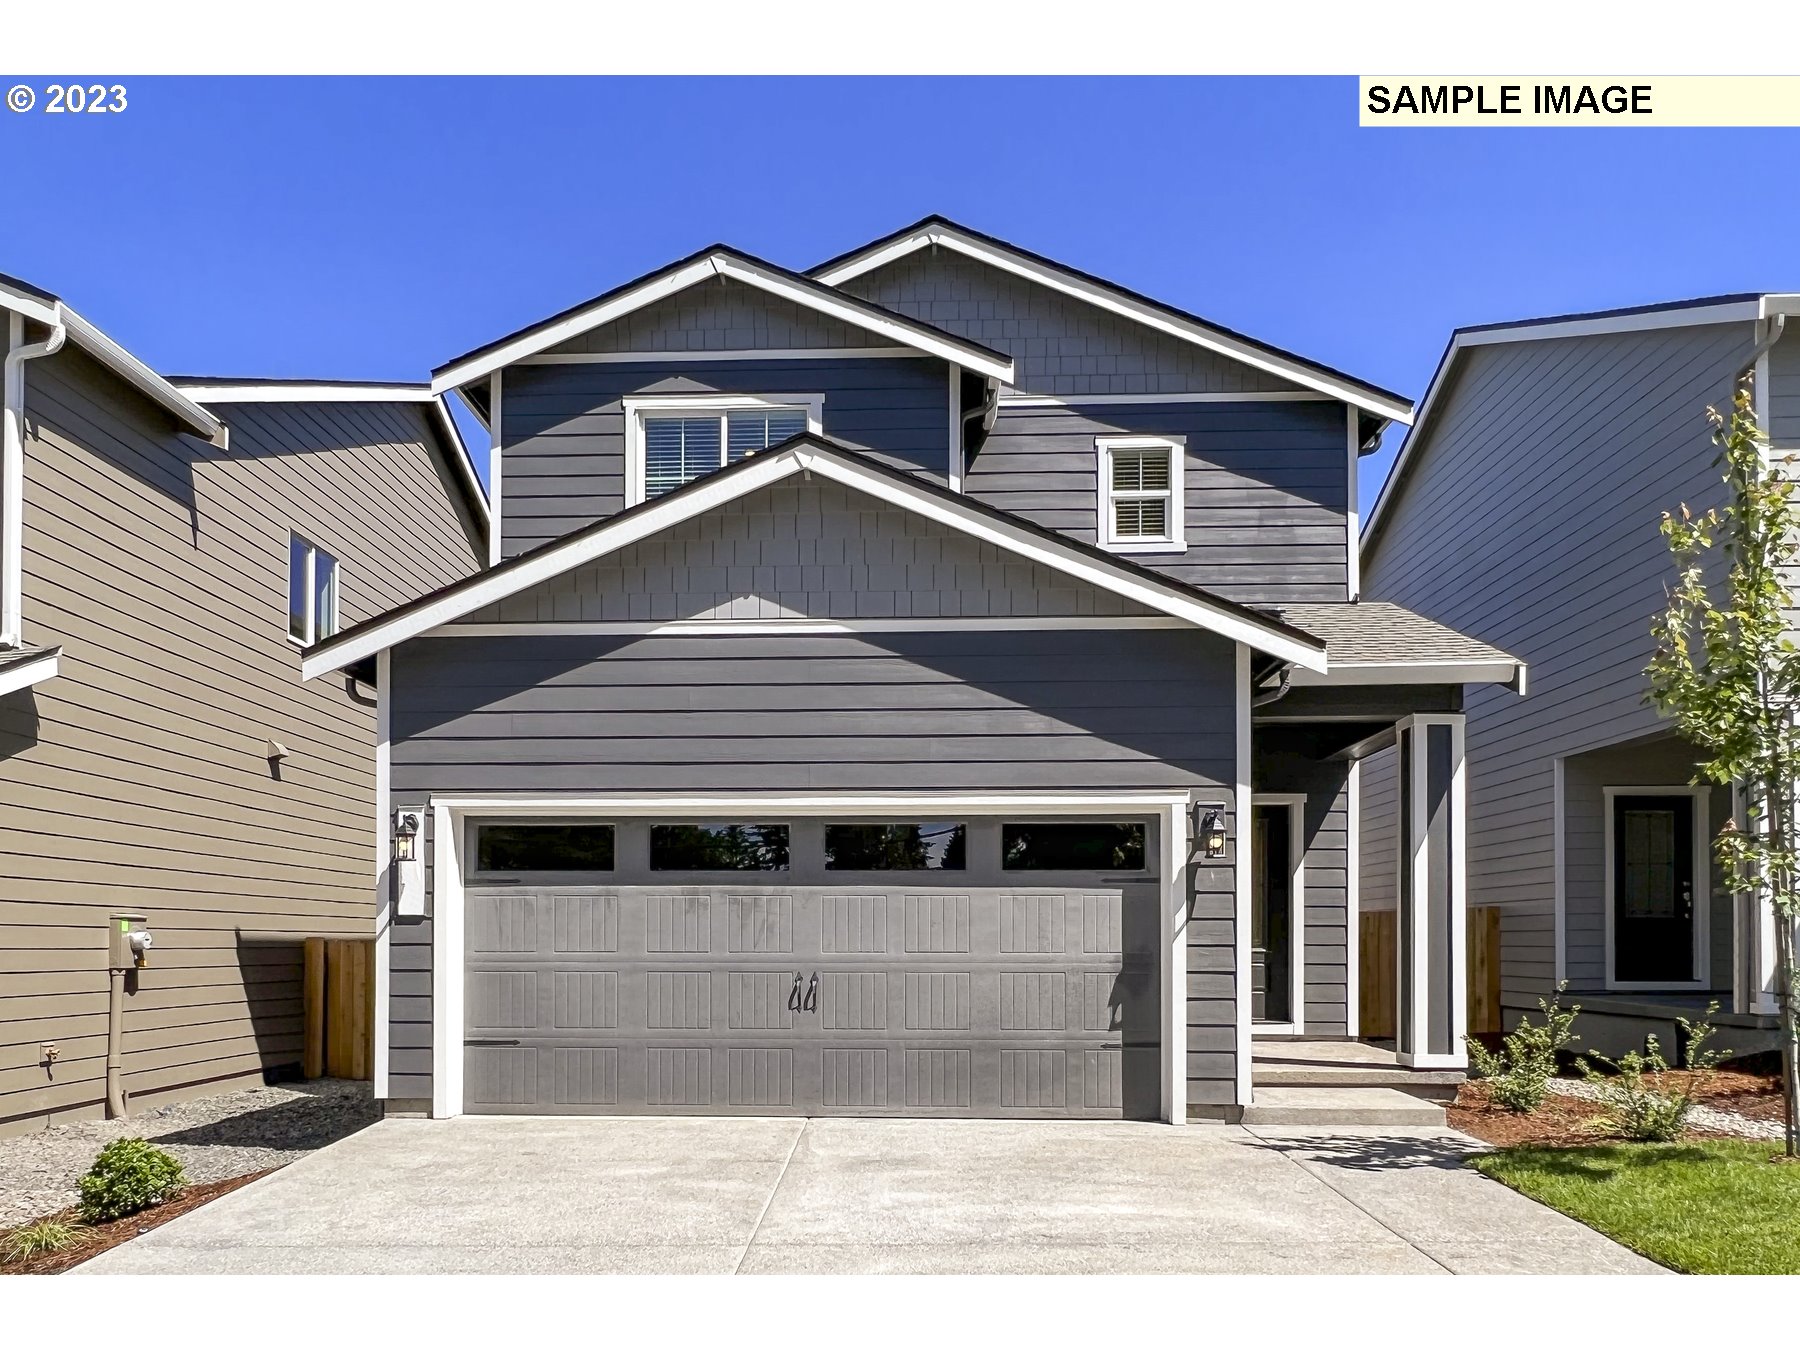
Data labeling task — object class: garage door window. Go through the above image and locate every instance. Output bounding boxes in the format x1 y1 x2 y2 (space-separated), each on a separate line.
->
473 823 615 874
1002 822 1146 871
650 823 790 871
824 821 967 871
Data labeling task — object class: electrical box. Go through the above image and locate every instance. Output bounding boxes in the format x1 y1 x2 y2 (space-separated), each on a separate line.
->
108 913 152 970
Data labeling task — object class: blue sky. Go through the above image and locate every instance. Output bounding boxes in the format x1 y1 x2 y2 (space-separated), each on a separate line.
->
2 75 1795 508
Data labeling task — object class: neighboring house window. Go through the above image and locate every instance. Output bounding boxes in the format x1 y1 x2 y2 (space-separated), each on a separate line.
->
1096 436 1185 552
624 395 824 504
287 533 339 645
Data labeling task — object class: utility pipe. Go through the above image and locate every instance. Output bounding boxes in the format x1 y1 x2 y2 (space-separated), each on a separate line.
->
2 307 67 647
105 968 128 1118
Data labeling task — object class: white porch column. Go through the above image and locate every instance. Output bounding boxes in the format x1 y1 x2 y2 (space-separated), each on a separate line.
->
1394 714 1467 1069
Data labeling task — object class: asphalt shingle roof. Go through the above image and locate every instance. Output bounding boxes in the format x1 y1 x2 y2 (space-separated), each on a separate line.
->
1260 601 1521 668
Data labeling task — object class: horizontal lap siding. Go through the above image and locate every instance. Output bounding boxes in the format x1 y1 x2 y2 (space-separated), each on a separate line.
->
501 356 952 559
384 628 1241 1106
971 401 1349 604
0 344 480 1135
1360 322 1750 1008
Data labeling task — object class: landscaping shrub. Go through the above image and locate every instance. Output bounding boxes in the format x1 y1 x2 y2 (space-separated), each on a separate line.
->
77 1138 185 1223
1465 985 1581 1112
2 1218 81 1263
1580 1004 1730 1141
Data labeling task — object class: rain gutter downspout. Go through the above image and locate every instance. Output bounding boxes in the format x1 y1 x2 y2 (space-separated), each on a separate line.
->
1252 663 1294 708
3 307 67 647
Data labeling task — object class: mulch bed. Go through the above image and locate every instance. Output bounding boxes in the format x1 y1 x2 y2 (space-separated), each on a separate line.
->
0 1169 273 1275
1450 1069 1787 1150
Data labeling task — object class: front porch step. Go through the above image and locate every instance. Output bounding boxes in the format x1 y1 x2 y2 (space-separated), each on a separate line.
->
1242 1087 1448 1127
1252 1063 1465 1102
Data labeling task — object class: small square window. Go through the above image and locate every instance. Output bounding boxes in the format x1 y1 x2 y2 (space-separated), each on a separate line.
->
629 397 821 503
288 534 340 645
1097 437 1184 552
650 823 790 871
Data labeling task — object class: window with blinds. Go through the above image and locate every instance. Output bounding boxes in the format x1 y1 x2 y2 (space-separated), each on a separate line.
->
640 405 812 498
1098 437 1183 549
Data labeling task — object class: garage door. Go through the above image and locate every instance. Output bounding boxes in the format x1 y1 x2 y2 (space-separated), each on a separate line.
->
462 816 1161 1118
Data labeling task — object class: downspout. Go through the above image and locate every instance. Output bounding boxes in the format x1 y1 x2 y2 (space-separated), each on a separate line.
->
106 967 127 1117
3 307 67 648
957 376 1000 479
1744 312 1787 380
1252 664 1294 708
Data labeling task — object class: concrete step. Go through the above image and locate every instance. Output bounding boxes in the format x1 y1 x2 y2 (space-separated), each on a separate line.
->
1253 1064 1464 1101
1241 1086 1448 1127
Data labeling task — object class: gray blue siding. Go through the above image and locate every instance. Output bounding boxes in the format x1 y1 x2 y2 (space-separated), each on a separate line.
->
544 276 901 355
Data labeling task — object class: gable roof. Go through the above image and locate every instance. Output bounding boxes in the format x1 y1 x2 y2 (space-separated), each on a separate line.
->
429 245 1016 394
0 272 226 446
166 378 490 536
301 433 1328 680
810 216 1414 425
1361 291 1800 559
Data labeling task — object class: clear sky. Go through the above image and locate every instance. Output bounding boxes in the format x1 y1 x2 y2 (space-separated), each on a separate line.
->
2 75 1795 508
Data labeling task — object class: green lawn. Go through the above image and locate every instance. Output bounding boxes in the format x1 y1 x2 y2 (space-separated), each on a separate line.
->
1475 1139 1800 1274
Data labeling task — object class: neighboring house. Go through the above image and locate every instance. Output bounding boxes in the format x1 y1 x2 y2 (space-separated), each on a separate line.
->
0 275 488 1136
1359 293 1800 1055
302 217 1521 1124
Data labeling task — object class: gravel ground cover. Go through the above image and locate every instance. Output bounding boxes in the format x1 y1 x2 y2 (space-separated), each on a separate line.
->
1544 1078 1785 1141
0 1079 377 1226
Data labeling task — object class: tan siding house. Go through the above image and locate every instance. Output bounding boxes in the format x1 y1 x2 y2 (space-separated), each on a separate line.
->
0 292 486 1136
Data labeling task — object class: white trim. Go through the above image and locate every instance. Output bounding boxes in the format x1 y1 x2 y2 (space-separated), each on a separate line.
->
0 647 59 697
170 381 438 403
1096 435 1186 553
425 790 1191 1125
1345 760 1361 1038
430 252 1014 394
288 533 340 647
1601 785 1711 992
1364 299 1767 555
430 801 465 1120
51 307 225 445
946 362 962 493
487 370 503 567
813 224 1411 423
1449 717 1468 1063
517 347 917 365
1345 405 1361 602
1553 756 1567 985
435 616 1192 638
997 391 1335 409
372 649 391 1098
1288 660 1525 689
1233 644 1253 1107
1250 793 1308 1037
1394 714 1469 1070
303 440 1329 680
622 393 824 509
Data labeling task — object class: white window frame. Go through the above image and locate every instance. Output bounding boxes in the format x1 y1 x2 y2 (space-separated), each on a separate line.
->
1601 784 1711 991
1096 435 1186 553
1249 792 1308 1037
288 533 340 648
623 393 824 507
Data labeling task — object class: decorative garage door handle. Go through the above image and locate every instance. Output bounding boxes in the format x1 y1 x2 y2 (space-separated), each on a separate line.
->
465 1038 521 1047
803 971 819 1014
787 972 804 1013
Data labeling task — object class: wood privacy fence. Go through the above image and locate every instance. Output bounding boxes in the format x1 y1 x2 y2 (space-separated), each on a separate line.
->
302 937 374 1080
1357 906 1502 1041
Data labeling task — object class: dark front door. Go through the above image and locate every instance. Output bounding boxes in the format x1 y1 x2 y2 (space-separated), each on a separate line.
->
1612 795 1696 984
1251 804 1293 1024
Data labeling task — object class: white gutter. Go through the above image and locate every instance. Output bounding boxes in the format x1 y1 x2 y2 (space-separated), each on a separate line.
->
3 311 67 647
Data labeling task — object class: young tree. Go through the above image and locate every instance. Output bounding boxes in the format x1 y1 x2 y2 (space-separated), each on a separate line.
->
1648 376 1800 1157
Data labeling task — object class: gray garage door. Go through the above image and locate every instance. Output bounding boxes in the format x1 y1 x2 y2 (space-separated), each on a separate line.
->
463 817 1160 1118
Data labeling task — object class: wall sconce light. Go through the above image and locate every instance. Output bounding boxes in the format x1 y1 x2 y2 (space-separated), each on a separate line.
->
393 809 421 863
1196 804 1228 860
393 809 426 916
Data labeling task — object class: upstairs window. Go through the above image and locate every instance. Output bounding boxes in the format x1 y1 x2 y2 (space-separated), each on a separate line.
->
287 534 339 645
625 395 822 504
1097 436 1185 553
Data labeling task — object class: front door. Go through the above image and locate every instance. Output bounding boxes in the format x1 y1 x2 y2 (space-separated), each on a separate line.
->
1611 794 1696 984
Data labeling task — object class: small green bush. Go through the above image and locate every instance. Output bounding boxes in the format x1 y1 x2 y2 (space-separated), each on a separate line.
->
2 1218 82 1263
77 1138 185 1223
1464 984 1581 1112
1580 1004 1729 1141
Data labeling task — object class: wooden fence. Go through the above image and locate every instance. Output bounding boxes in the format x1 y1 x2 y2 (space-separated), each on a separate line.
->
302 937 375 1081
1357 906 1501 1040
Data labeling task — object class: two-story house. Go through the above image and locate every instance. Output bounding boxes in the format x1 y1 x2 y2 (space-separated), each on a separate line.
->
1 274 488 1135
1360 293 1799 1055
303 219 1521 1123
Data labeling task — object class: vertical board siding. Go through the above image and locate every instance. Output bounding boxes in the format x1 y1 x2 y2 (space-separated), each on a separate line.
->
463 476 1155 624
385 626 1240 1107
1360 322 1750 1009
836 248 1303 397
500 356 952 558
0 344 481 1135
971 400 1349 603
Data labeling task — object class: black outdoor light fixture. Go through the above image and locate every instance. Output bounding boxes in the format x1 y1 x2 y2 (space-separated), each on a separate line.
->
1196 804 1228 859
393 809 421 863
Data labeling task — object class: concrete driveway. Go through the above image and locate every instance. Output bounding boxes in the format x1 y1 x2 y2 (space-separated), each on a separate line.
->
75 1117 1661 1275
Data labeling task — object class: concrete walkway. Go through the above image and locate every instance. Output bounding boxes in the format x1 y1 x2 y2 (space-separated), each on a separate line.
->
75 1116 1663 1275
